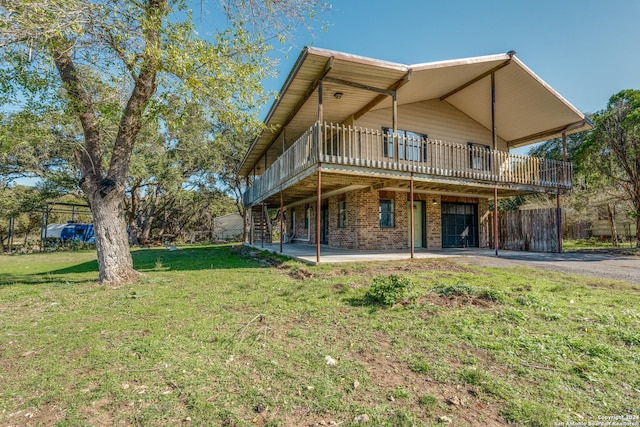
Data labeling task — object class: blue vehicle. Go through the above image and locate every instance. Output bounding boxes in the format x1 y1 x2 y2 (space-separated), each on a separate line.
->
43 223 95 244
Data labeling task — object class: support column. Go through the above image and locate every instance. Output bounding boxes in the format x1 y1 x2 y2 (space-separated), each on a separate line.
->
280 187 284 254
491 72 499 256
261 203 265 249
316 165 322 263
249 207 253 245
316 80 323 264
410 172 415 259
557 131 567 253
392 91 398 161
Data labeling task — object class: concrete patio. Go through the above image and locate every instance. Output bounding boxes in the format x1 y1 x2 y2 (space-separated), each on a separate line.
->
246 242 490 264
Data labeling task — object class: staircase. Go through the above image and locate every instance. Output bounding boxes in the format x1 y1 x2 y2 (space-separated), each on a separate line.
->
251 205 272 244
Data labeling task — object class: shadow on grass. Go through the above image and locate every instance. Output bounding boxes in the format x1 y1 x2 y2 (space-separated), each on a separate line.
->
0 245 268 287
343 295 386 314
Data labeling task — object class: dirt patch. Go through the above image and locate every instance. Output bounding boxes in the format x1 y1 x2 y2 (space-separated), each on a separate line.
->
232 245 284 268
350 347 508 426
279 264 314 280
3 403 66 427
418 293 500 309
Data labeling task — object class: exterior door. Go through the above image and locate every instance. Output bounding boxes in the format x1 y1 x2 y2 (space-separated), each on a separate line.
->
407 200 426 248
320 203 329 245
441 202 478 248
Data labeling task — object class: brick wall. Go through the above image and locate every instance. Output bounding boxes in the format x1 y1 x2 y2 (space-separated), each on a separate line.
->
289 204 315 243
328 189 426 251
426 195 442 249
288 191 488 251
328 194 357 248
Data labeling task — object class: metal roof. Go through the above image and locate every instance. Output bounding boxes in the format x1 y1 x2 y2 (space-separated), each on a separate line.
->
239 47 591 177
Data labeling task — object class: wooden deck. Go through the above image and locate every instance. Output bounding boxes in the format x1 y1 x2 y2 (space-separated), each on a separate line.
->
244 122 572 207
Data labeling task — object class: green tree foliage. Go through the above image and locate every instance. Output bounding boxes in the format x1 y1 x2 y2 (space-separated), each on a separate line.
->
578 90 640 244
0 109 79 187
0 0 330 283
527 130 589 173
0 185 44 250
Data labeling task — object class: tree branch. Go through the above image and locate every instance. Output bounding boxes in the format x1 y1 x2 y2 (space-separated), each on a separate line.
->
108 0 167 185
51 42 103 183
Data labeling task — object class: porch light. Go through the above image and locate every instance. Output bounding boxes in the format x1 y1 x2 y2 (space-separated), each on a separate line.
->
432 199 438 205
333 92 343 99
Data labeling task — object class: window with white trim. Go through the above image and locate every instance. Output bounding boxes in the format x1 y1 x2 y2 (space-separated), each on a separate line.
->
383 127 428 161
379 198 395 228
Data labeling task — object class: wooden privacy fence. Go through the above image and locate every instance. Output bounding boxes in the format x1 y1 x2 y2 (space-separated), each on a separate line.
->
488 208 560 253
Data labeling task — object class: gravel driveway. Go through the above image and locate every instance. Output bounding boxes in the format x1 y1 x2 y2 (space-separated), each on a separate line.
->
450 249 640 284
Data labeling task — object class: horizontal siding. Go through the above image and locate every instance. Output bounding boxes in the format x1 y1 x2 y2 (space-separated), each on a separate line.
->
355 99 508 152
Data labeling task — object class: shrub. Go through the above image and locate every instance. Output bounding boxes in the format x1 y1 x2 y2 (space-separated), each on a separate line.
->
365 274 416 306
430 283 475 297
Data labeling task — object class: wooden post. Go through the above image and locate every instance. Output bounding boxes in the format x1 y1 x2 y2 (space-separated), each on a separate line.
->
410 172 415 259
392 91 398 161
491 72 499 256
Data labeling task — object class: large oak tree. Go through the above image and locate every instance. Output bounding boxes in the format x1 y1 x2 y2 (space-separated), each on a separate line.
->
0 0 329 283
579 90 640 245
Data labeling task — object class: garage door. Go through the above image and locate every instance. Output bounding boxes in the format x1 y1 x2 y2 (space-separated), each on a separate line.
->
441 203 478 248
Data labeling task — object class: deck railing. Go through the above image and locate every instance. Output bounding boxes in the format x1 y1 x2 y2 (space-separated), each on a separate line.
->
244 122 573 206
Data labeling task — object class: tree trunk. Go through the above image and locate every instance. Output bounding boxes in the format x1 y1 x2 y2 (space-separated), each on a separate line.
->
635 192 640 248
242 207 249 243
636 213 640 248
607 203 619 247
23 229 30 247
89 190 139 284
140 192 157 245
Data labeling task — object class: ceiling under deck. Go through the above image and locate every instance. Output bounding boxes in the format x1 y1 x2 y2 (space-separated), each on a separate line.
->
256 169 553 209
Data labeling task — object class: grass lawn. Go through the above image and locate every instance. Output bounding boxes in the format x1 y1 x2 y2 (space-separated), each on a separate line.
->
563 238 640 254
1 244 639 426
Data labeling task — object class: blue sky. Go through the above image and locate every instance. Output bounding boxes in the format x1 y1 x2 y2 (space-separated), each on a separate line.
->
262 0 640 118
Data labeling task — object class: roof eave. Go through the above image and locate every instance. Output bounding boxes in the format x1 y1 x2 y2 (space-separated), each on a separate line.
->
238 47 312 177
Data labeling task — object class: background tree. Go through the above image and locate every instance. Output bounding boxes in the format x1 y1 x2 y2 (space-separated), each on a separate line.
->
0 0 330 283
524 118 636 245
214 127 254 241
578 90 640 245
0 109 79 188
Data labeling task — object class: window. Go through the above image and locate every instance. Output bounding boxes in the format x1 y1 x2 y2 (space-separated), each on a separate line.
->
468 142 491 171
383 127 428 161
379 198 395 228
338 200 346 228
